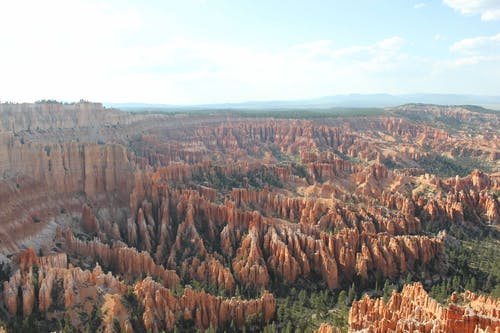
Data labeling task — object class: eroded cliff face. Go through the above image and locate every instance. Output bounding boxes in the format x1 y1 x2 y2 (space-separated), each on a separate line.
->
135 277 275 332
0 102 126 132
0 138 132 198
0 104 139 257
349 282 500 333
0 139 133 255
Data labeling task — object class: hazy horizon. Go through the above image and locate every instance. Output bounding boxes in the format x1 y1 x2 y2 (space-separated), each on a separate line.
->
4 92 500 110
102 92 500 110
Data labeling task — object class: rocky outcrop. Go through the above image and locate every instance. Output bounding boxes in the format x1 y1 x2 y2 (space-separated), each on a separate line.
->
460 290 500 320
64 230 180 288
349 282 500 333
233 219 270 289
264 223 310 285
101 293 133 333
230 187 423 235
134 277 276 331
261 221 442 289
18 247 39 270
315 323 342 333
82 204 98 233
166 203 207 267
415 171 500 225
182 256 236 294
3 269 21 315
4 249 126 327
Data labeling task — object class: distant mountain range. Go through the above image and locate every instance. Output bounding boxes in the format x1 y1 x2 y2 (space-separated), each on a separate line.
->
105 94 500 111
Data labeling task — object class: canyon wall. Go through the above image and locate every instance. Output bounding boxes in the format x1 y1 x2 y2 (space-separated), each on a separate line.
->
0 102 126 132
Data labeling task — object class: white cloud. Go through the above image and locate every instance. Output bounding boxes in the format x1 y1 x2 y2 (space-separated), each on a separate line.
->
377 36 405 50
414 3 426 9
443 0 500 20
450 33 500 54
452 55 500 66
434 34 446 41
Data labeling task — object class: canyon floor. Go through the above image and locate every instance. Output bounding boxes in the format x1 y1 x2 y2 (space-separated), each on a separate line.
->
0 102 498 332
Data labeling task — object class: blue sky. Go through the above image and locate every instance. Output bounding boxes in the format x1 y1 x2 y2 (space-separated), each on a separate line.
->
0 0 499 104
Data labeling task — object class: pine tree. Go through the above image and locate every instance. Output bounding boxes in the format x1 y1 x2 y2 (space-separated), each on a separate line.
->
338 290 347 307
405 273 413 285
347 282 357 305
235 285 241 297
383 280 393 302
452 275 460 292
298 289 307 306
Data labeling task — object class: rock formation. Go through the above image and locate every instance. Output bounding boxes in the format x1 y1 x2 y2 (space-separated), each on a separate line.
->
134 277 276 331
63 230 180 288
233 219 270 289
0 102 498 331
349 282 500 333
315 323 342 333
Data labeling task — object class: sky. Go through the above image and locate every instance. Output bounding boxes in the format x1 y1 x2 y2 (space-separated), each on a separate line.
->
0 0 499 104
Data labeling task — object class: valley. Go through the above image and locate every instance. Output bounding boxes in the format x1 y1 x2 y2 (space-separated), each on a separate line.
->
0 101 498 332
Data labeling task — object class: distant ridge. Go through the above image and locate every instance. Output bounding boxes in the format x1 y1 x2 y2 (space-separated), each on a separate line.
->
105 93 500 111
